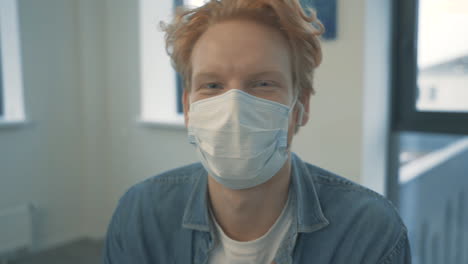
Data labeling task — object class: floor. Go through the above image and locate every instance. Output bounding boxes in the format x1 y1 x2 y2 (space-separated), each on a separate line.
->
7 238 103 264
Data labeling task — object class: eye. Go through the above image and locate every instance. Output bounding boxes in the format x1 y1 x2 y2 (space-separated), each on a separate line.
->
202 82 223 89
253 80 276 88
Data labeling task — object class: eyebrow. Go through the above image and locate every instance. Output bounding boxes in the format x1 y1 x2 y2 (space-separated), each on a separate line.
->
247 71 288 82
192 72 221 81
193 70 288 82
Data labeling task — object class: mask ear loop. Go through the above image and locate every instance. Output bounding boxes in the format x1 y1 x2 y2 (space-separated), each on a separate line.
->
296 101 304 127
290 88 304 127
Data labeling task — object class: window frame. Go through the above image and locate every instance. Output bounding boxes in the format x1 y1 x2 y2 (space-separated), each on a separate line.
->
0 45 3 117
174 0 184 115
392 0 468 135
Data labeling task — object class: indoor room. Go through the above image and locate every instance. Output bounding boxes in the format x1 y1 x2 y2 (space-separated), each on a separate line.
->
0 0 467 263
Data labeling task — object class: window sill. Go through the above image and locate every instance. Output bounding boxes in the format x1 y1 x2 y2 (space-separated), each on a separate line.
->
137 117 186 130
0 118 29 128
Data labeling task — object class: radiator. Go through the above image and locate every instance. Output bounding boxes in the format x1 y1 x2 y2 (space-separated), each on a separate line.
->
0 204 34 257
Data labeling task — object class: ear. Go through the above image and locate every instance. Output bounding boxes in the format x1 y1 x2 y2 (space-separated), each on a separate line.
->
182 89 190 127
298 92 310 126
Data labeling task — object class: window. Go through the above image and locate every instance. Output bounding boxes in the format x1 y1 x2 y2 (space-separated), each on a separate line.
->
139 0 184 126
391 1 468 262
139 0 206 126
392 0 468 134
416 1 468 113
0 0 25 123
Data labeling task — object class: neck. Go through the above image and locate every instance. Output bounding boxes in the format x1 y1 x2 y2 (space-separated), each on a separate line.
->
207 156 292 242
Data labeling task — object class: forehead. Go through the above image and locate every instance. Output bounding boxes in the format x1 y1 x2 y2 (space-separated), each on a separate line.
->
191 19 292 78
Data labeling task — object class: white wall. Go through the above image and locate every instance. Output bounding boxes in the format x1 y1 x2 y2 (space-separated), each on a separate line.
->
293 0 366 182
0 0 391 252
77 0 111 240
0 0 85 251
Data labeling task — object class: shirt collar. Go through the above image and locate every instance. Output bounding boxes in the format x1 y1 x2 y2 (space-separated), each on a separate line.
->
290 153 329 233
182 166 211 231
182 153 329 233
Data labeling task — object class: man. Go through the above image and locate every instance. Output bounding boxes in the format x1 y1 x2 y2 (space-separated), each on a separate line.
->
103 0 411 263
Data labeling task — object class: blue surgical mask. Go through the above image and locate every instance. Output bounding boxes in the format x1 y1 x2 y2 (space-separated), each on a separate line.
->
187 89 303 189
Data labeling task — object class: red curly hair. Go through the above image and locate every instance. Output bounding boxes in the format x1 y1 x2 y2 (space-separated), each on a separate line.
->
161 0 324 98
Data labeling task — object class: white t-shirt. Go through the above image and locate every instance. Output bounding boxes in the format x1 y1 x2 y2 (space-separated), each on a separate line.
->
208 195 293 264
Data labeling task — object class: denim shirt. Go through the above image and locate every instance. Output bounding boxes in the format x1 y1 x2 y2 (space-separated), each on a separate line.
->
103 153 411 264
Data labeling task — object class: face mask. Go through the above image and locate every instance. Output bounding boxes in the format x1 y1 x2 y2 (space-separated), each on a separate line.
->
187 89 303 190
